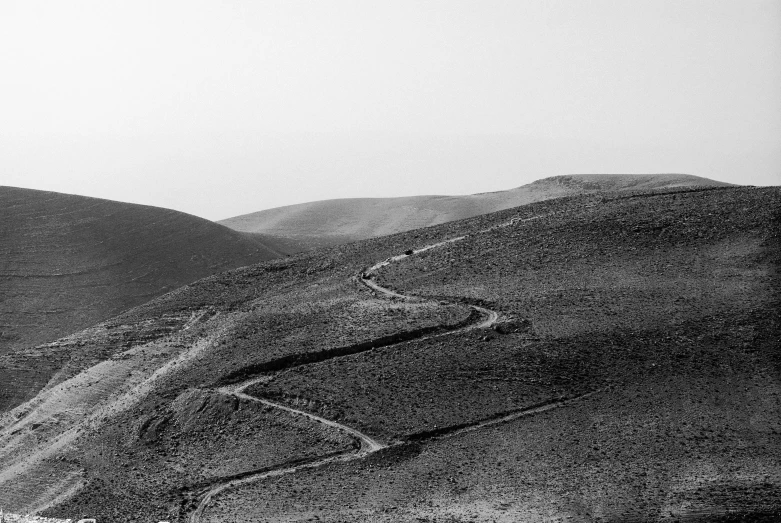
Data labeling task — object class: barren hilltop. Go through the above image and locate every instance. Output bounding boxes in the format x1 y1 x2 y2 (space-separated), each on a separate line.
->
1 182 778 522
219 173 732 247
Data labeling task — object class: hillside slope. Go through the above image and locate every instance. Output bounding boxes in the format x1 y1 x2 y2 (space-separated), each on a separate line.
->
220 173 732 246
0 185 777 523
0 187 292 408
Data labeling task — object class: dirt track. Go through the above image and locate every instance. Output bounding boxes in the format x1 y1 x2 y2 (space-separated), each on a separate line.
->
17 186 774 522
188 236 503 522
189 224 612 521
188 380 387 523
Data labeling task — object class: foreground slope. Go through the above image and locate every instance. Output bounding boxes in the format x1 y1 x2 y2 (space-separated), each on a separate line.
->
0 187 292 411
220 173 732 247
0 185 777 523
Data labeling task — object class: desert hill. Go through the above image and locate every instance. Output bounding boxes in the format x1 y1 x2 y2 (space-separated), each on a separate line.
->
0 184 778 522
220 173 733 246
0 187 294 409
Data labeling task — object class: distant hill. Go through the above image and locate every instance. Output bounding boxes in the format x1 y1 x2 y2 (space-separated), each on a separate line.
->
0 186 290 357
220 173 733 246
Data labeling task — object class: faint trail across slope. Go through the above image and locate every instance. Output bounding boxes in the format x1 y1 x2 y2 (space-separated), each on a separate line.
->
0 312 237 515
405 389 605 442
359 213 548 300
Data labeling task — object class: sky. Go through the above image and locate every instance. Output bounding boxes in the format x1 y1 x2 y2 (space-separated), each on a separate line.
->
1 0 779 221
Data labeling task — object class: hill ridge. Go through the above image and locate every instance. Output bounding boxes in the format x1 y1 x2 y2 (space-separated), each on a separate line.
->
219 173 733 247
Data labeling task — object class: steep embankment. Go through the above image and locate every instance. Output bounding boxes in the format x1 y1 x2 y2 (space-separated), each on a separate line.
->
219 173 732 247
0 187 291 411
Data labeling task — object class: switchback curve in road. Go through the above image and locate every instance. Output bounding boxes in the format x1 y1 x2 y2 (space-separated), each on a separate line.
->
190 235 503 522
189 380 385 523
224 387 385 454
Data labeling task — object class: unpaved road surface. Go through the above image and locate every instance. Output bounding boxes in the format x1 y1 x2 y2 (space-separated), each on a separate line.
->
190 232 547 522
190 236 501 522
189 379 388 523
227 389 384 454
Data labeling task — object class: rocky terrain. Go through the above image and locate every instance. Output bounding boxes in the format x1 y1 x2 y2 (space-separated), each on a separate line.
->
220 173 732 247
1 515 71 523
0 183 777 522
0 187 296 412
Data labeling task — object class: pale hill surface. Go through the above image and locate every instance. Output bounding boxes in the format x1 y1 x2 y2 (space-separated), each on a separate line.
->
220 173 732 246
0 186 289 359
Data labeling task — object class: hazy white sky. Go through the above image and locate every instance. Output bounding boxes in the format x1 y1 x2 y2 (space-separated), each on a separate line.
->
1 0 779 220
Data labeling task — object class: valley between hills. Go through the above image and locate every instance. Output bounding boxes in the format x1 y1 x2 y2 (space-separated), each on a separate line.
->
0 180 779 522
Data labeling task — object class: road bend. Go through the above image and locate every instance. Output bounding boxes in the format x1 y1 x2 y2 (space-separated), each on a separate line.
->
190 235 500 522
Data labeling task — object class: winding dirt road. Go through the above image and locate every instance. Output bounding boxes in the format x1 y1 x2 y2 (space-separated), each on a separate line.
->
189 237 500 522
187 221 609 522
225 388 384 454
189 384 385 523
188 221 605 522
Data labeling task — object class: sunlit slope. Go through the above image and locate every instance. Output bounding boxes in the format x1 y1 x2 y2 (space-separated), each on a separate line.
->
220 173 732 246
0 251 472 519
1 185 776 522
216 186 781 522
0 186 285 358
